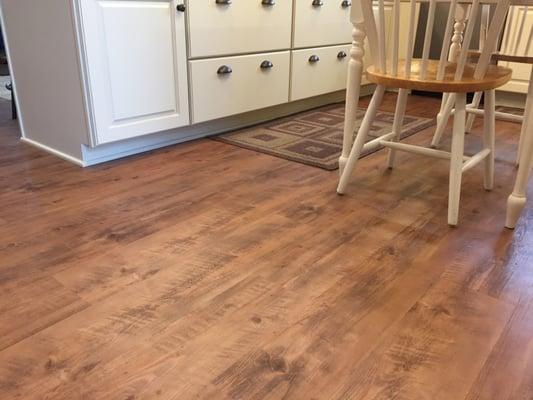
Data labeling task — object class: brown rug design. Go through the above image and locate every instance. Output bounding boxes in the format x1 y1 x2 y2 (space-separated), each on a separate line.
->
213 103 435 170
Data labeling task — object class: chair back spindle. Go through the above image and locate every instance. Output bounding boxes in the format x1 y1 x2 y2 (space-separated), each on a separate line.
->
391 0 401 76
420 0 437 79
437 0 458 80
404 0 418 77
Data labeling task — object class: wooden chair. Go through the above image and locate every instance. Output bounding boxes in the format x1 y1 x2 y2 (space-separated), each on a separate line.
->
337 0 512 226
431 4 533 167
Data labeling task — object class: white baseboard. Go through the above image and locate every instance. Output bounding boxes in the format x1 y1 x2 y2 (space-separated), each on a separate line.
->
20 137 85 166
82 90 358 167
496 91 527 109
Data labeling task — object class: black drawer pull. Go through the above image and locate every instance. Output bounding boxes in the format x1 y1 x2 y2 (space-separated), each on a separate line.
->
341 0 351 7
309 55 320 63
312 0 324 6
260 60 274 69
217 65 233 75
337 51 347 59
262 0 276 5
216 0 231 5
176 3 186 12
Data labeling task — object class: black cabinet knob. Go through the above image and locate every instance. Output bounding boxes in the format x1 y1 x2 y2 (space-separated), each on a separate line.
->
341 0 351 8
262 0 276 5
260 60 274 69
337 51 347 59
176 4 186 12
217 65 233 75
312 0 324 6
216 0 231 4
309 55 320 63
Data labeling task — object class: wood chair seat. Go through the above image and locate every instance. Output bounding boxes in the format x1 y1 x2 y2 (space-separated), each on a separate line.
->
366 59 512 93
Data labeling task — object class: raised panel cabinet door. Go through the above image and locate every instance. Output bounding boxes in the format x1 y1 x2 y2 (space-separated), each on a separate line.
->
187 0 293 58
78 0 190 145
293 0 352 48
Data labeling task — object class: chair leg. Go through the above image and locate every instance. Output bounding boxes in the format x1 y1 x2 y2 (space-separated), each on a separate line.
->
387 89 409 168
337 85 386 195
448 93 467 226
483 90 495 190
466 91 483 133
339 21 366 176
339 74 362 176
431 94 455 148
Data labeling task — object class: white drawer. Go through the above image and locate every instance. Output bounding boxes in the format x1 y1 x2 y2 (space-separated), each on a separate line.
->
187 0 293 58
293 0 352 48
190 51 290 123
290 45 351 101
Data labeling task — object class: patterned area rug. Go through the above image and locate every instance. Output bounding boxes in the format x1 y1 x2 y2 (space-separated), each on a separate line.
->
213 103 435 170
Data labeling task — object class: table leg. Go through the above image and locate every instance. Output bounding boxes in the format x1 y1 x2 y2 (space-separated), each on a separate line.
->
506 79 533 229
516 67 533 165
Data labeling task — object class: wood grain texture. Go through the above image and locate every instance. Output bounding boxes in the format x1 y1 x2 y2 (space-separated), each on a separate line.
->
366 60 513 92
0 95 532 399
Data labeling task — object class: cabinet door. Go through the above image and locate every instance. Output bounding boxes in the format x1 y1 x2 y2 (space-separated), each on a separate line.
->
499 6 533 94
78 0 190 145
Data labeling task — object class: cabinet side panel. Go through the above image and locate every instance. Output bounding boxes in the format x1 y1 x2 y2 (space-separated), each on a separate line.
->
0 0 90 159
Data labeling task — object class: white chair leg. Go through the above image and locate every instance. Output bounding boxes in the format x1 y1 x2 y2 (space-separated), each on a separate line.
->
435 93 449 138
483 90 495 190
337 85 386 195
466 91 483 133
339 23 366 176
506 84 533 228
448 93 467 226
387 89 409 168
432 94 456 148
516 67 533 166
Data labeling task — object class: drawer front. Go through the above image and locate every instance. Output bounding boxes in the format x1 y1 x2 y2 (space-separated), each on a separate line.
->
190 52 290 123
293 0 352 48
290 45 351 101
187 0 292 58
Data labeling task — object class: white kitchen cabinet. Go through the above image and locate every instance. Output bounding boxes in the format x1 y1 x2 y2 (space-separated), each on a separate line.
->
78 0 190 144
0 0 358 165
187 0 293 58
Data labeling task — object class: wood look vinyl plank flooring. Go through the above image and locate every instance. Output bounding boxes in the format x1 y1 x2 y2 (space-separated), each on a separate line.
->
0 95 532 400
